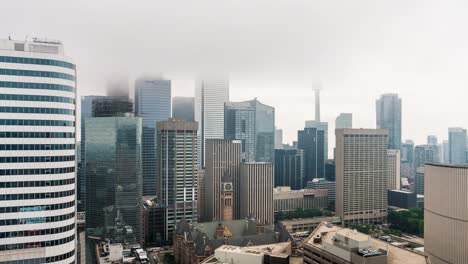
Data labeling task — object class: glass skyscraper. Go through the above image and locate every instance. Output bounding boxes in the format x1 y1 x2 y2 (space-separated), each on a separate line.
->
448 127 467 165
274 149 305 190
376 93 402 150
298 127 325 184
225 98 275 162
0 38 76 263
135 78 171 196
85 117 142 243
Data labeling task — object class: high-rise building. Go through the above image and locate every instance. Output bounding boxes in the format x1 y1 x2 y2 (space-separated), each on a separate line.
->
304 120 328 160
335 129 389 224
449 127 467 165
425 163 468 264
307 178 336 203
376 93 402 150
387 149 401 190
172 96 194 121
0 38 77 263
427 135 438 145
85 117 142 243
274 149 305 190
240 162 274 225
91 96 133 117
195 79 229 167
401 140 415 179
197 168 205 222
414 167 425 195
324 159 336 182
274 127 283 149
225 98 275 162
204 139 241 221
335 113 352 129
413 144 439 172
157 119 198 239
443 140 449 163
135 78 171 196
298 127 325 182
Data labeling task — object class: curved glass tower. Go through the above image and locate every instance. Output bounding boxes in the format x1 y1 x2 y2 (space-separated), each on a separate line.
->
0 38 76 263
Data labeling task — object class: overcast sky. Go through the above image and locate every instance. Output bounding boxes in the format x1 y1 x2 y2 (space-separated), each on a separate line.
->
3 0 468 152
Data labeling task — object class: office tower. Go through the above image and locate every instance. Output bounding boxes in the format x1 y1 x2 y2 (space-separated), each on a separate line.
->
79 95 105 212
0 38 76 263
274 149 305 190
307 178 336 203
335 129 389 224
225 98 275 162
443 140 449 163
324 159 336 182
401 140 415 179
414 167 425 195
275 127 283 149
449 127 467 165
204 139 241 221
197 169 205 222
387 190 417 209
85 117 142 242
274 187 328 214
195 79 229 166
376 93 402 150
135 78 171 196
425 163 468 264
91 96 133 117
157 119 198 239
240 162 274 225
335 113 352 129
427 135 443 163
172 96 194 121
427 135 438 145
387 149 401 190
413 144 439 172
298 127 325 183
305 88 329 159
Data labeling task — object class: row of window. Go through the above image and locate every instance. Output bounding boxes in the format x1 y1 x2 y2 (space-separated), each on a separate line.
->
0 249 75 264
0 106 74 115
0 144 75 151
0 212 75 226
0 234 75 251
0 166 75 176
0 155 75 163
0 119 74 127
0 178 74 188
0 81 75 92
0 132 75 138
0 56 75 70
0 223 74 239
0 69 75 81
0 190 74 201
0 94 74 104
0 201 74 214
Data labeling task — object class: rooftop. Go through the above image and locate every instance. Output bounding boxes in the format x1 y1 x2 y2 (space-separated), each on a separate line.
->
0 37 65 55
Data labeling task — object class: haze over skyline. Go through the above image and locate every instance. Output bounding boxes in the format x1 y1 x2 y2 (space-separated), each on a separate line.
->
3 0 468 149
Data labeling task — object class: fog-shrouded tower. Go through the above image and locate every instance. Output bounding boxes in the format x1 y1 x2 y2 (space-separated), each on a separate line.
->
376 93 402 150
0 38 76 263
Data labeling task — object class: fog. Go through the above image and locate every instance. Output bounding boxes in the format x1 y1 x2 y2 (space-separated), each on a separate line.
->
2 0 468 150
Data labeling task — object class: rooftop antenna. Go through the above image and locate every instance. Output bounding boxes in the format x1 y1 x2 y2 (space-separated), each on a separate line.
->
313 82 322 122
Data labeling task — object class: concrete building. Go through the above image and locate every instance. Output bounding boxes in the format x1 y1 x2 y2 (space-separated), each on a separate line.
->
207 242 293 264
135 78 171 196
298 127 325 182
204 139 241 221
274 148 305 190
278 217 341 234
335 129 389 224
307 178 336 203
387 149 401 190
448 127 467 165
0 38 77 263
195 79 229 166
303 223 427 264
240 162 274 225
387 190 417 209
225 98 275 162
425 163 468 264
172 96 194 121
197 168 205 222
273 187 328 214
376 93 401 150
157 119 198 240
275 127 283 149
335 113 352 129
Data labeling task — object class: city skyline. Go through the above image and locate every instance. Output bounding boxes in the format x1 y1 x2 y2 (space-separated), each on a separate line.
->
2 1 468 148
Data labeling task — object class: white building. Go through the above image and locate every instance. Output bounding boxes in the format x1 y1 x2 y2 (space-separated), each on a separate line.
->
335 113 352 129
387 149 401 190
194 79 229 166
0 38 76 263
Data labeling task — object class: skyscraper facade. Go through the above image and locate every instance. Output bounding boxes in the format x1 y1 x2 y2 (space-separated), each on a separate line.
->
225 98 275 162
376 93 402 150
335 129 389 224
85 117 142 243
204 139 241 221
172 96 194 121
448 127 467 165
298 127 325 183
135 78 171 196
240 162 274 225
305 120 328 160
401 140 415 179
274 149 305 190
195 79 229 167
274 128 283 149
387 149 401 190
157 119 198 239
443 140 449 163
413 144 439 172
0 38 77 263
335 113 352 129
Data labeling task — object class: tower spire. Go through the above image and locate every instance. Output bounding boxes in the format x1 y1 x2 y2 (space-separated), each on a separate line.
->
313 83 322 121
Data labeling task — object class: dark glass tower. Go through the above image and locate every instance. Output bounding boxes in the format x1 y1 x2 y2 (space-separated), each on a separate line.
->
274 149 305 190
298 127 325 184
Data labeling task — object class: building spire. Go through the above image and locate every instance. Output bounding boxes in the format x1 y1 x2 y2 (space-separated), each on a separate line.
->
313 83 322 121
